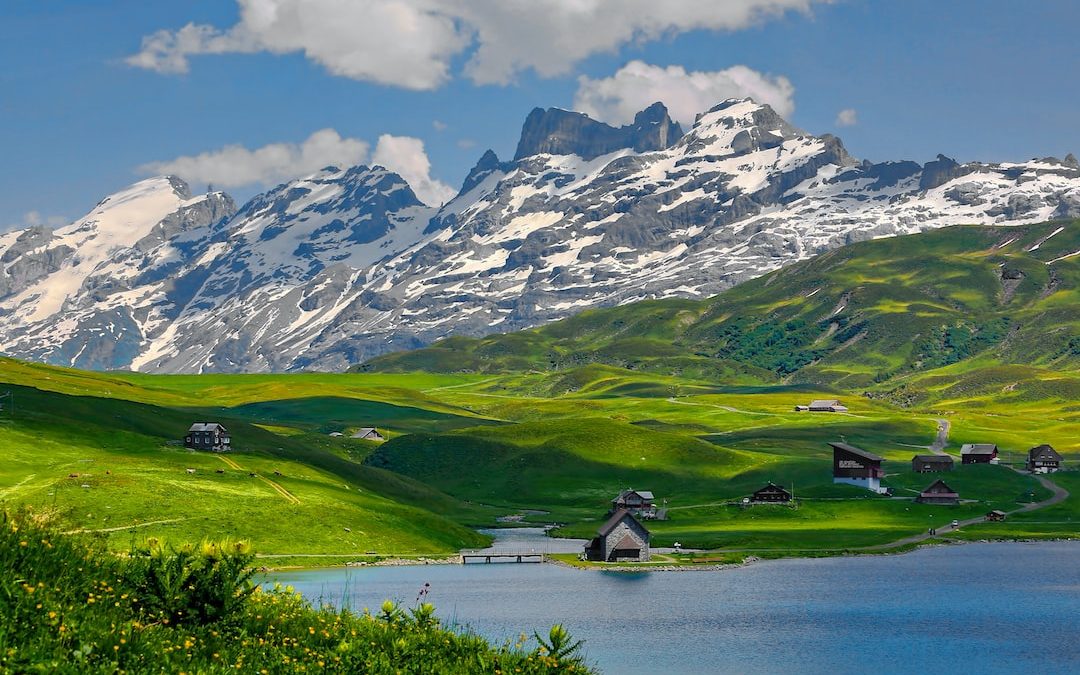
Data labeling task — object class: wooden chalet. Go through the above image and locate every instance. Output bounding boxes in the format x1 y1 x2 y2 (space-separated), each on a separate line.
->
796 399 848 413
185 422 231 452
960 444 998 464
611 489 657 518
985 510 1007 522
830 442 886 493
915 479 960 505
912 454 954 473
1027 444 1063 473
584 509 650 562
750 483 792 503
352 427 386 441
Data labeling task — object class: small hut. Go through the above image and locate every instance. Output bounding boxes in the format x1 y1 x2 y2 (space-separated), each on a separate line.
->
830 442 886 493
610 489 657 518
985 510 1007 522
912 455 954 473
750 483 792 503
960 444 998 464
352 428 386 441
185 423 231 452
915 479 960 505
584 509 650 562
1027 445 1063 473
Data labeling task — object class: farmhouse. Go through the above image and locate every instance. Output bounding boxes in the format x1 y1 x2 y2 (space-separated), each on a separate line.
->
912 455 954 473
611 489 657 518
915 479 960 505
796 399 848 412
1027 444 1063 473
750 483 792 503
584 509 651 562
830 442 886 493
985 510 1007 522
960 444 998 464
352 427 386 441
185 423 231 452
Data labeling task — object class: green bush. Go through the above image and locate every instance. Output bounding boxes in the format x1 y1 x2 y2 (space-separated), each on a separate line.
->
0 509 594 673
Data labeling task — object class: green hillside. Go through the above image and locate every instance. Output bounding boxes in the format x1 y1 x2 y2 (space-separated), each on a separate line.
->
361 220 1080 398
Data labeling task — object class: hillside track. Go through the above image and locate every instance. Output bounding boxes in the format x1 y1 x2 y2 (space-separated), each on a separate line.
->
215 454 301 505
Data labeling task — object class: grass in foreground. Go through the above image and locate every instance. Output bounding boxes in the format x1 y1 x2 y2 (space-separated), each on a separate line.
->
0 509 592 674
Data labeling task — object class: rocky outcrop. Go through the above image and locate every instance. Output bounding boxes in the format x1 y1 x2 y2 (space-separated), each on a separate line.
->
513 102 683 160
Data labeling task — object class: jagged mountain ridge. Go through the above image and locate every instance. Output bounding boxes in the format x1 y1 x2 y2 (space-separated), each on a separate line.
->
2 99 1079 372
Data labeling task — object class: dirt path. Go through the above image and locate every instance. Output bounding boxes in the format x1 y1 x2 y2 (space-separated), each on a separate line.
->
929 418 951 455
215 455 301 505
666 397 773 416
63 518 186 535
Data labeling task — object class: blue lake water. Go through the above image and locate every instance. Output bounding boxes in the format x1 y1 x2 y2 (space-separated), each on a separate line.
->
270 532 1080 674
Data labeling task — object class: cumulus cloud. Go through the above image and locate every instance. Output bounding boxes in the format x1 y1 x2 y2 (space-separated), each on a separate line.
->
835 108 858 127
138 129 371 189
127 0 823 89
373 134 456 206
574 60 795 126
3 211 69 232
139 129 454 206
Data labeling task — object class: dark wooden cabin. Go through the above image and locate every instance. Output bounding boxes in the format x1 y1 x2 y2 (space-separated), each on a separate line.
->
584 509 650 562
960 444 998 464
985 510 1007 522
1027 444 1063 472
915 479 960 505
610 489 657 518
912 455 954 473
830 442 885 493
750 483 792 503
185 423 231 452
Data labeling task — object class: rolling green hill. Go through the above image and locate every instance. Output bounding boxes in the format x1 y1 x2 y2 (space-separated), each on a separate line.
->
361 220 1080 399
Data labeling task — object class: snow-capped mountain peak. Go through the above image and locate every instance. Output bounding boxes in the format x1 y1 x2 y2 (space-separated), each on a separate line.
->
1 100 1078 373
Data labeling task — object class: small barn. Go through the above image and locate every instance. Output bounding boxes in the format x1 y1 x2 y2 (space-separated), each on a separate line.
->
185 423 231 452
611 489 657 518
1027 444 1063 473
830 442 886 493
799 399 849 413
915 479 960 505
750 483 792 503
912 455 954 473
960 444 998 464
584 509 650 562
985 510 1007 522
352 428 386 441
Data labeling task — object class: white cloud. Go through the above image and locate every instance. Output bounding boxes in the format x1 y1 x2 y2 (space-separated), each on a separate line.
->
835 108 858 127
432 120 448 132
373 134 456 206
574 60 795 126
127 0 824 89
456 138 476 150
3 210 69 232
138 129 371 189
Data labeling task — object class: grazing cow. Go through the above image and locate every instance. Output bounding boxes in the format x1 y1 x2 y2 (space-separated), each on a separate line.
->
273 470 282 476
216 469 225 474
185 468 196 474
68 473 79 478
249 472 257 477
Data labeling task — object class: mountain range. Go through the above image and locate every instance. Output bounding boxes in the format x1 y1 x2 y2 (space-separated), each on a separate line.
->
2 98 1079 373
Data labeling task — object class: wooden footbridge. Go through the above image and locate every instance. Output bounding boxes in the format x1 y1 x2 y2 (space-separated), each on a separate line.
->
460 551 547 564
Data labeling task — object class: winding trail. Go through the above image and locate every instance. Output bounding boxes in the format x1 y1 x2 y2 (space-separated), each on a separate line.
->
929 418 951 455
63 518 186 535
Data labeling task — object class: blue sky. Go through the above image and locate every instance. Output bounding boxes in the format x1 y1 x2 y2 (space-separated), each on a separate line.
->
1 0 1078 228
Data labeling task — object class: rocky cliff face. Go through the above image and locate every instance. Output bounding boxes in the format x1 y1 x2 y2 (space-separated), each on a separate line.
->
1 99 1079 372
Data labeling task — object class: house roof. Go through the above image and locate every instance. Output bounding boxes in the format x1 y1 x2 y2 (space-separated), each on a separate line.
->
809 399 841 407
613 489 654 502
753 482 791 495
829 442 884 462
961 443 998 455
597 508 647 537
913 454 953 463
1029 444 1062 461
920 479 958 496
188 422 225 432
610 533 642 552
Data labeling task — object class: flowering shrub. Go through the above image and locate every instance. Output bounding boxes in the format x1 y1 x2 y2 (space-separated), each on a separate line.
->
0 509 594 673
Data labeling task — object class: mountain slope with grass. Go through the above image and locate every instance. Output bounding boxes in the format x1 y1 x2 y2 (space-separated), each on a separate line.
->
362 220 1080 397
